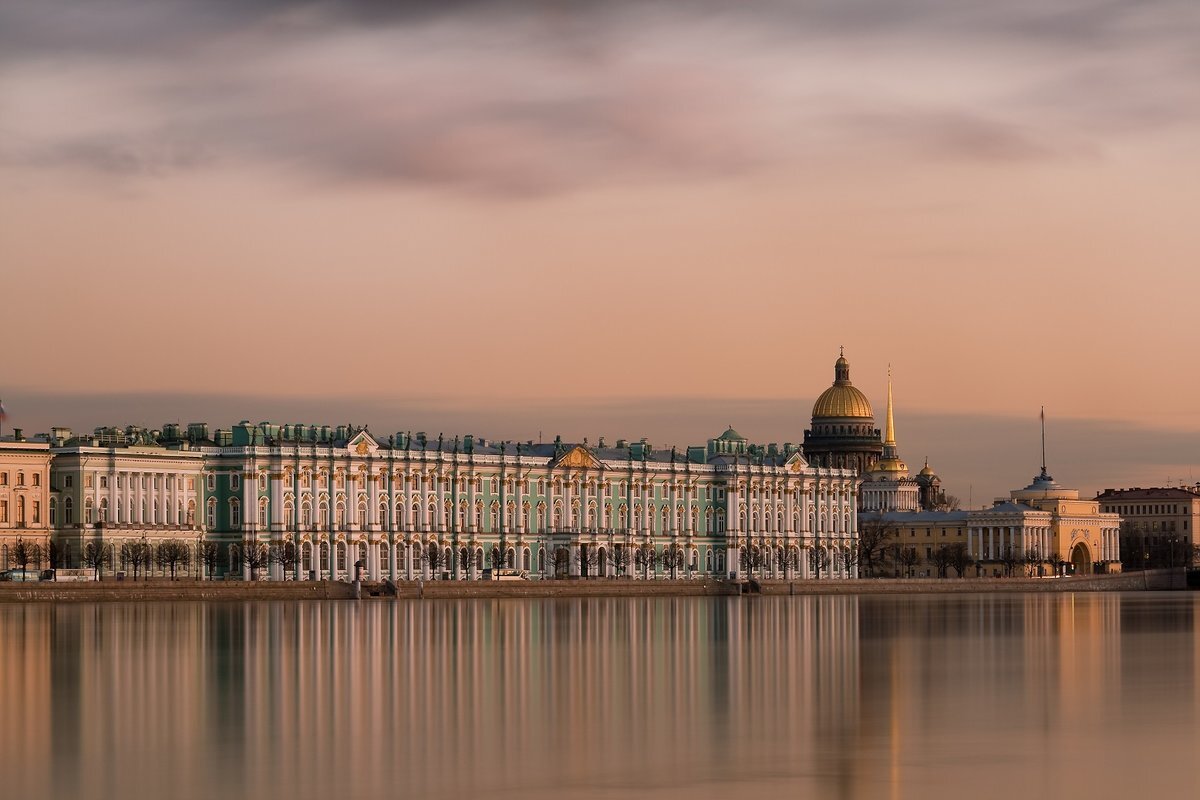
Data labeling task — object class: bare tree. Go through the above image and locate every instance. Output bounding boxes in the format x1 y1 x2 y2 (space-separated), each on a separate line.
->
943 494 962 511
807 546 830 580
1049 551 1063 577
606 543 632 578
898 546 920 578
930 544 954 578
120 539 151 580
198 541 220 580
156 541 191 580
774 547 790 578
489 545 504 578
947 543 971 578
1000 545 1021 578
574 545 601 578
857 518 898 577
240 542 270 581
841 546 859 578
635 544 658 579
662 544 685 579
740 545 767 579
82 541 111 580
10 537 38 576
552 546 570 579
1023 546 1042 577
271 538 299 580
422 542 444 579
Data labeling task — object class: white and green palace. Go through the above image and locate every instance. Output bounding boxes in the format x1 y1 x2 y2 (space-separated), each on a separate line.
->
46 419 859 581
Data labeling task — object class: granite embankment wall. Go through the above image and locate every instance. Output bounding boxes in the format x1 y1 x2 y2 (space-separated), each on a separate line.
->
0 569 1187 602
390 578 735 600
757 568 1187 595
0 579 359 603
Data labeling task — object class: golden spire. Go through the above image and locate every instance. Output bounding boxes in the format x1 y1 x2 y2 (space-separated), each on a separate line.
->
884 364 896 446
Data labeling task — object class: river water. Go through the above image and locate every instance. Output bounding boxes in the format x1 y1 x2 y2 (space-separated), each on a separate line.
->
1 593 1196 800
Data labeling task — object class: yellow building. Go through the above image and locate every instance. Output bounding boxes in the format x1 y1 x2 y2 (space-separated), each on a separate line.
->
0 433 53 572
991 468 1121 575
862 466 1121 578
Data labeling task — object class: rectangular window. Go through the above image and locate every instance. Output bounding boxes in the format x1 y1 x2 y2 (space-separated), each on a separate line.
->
17 473 24 486
33 473 40 487
65 475 73 489
0 500 7 522
0 472 6 486
33 502 40 524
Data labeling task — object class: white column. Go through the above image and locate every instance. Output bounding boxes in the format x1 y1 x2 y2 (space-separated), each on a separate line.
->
368 469 380 531
727 479 741 579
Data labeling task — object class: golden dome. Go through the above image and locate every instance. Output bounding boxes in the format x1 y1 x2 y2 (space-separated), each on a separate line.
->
813 350 874 419
812 384 874 419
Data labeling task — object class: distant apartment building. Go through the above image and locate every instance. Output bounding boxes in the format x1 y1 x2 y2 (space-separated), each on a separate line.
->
0 430 53 570
1095 486 1200 569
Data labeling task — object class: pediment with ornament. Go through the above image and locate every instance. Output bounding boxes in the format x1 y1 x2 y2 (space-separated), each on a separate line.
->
785 451 809 472
348 431 380 457
551 445 604 470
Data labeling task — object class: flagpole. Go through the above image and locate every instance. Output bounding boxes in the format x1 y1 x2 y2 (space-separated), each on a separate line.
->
1040 406 1046 474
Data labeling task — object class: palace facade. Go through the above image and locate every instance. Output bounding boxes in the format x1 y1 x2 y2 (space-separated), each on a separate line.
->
0 433 53 571
44 420 859 581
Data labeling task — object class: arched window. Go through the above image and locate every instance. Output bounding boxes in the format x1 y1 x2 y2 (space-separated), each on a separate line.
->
258 498 269 528
65 497 74 526
230 499 241 529
335 502 345 529
357 501 367 528
284 502 295 528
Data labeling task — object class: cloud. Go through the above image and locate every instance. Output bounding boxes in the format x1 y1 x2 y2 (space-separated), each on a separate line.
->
2 1 1198 193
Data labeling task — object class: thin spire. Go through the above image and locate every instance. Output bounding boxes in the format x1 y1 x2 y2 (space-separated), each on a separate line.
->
883 364 896 446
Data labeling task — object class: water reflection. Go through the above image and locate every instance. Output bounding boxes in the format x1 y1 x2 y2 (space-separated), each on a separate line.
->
1 594 1197 800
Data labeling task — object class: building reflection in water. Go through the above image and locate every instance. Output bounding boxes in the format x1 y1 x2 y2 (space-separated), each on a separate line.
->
0 593 1196 800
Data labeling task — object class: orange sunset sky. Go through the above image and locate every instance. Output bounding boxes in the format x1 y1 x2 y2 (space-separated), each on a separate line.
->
2 1 1198 502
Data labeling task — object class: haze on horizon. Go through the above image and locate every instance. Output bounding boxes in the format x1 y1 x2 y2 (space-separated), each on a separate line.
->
2 1 1198 503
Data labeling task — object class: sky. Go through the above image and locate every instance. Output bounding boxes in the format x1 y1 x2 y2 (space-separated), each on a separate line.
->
2 1 1198 503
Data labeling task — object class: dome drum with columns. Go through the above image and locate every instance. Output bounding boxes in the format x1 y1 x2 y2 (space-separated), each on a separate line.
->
804 351 947 512
802 351 884 474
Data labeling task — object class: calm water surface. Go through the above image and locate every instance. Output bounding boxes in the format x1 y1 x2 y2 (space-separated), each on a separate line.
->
1 593 1197 800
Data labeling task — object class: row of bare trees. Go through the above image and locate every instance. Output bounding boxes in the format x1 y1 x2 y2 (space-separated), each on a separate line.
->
5 537 46 575
857 519 1079 579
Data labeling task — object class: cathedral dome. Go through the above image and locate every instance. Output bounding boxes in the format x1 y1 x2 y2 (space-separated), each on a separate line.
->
812 352 874 419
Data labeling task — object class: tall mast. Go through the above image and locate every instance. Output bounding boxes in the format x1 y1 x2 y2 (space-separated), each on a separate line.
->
1040 406 1047 476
